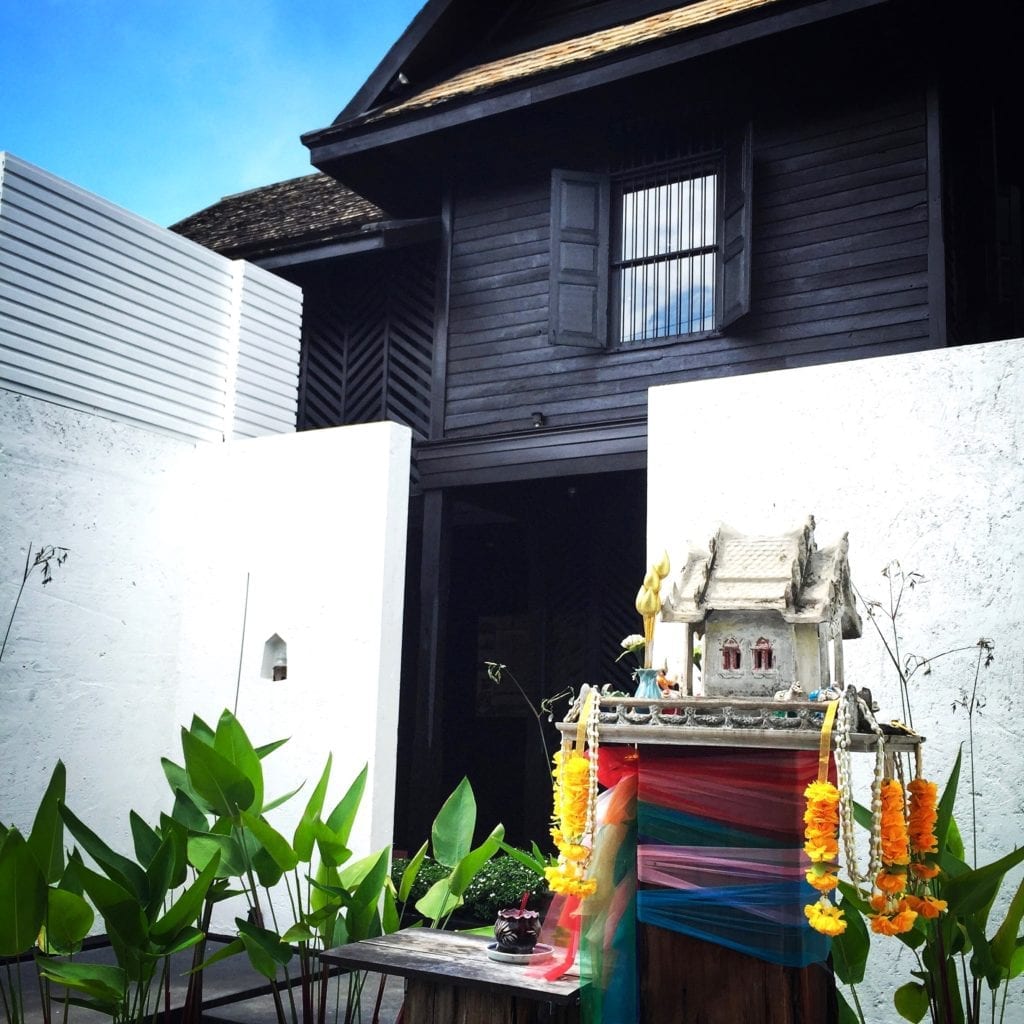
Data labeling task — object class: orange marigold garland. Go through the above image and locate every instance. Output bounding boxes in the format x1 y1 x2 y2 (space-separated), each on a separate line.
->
802 689 947 941
868 779 917 935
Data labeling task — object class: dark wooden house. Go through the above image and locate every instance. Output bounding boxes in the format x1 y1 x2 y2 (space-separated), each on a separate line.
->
174 0 1024 850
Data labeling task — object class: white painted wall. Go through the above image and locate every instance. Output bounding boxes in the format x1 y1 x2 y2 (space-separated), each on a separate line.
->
647 337 1024 1023
1 388 410 931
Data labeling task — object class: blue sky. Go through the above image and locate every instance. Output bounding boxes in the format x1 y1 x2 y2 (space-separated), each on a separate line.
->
1 0 423 227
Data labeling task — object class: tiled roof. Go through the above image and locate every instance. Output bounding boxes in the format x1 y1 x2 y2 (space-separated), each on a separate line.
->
375 0 781 121
662 518 863 636
171 173 385 258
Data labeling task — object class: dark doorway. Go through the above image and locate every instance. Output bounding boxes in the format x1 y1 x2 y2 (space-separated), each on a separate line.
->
419 468 646 851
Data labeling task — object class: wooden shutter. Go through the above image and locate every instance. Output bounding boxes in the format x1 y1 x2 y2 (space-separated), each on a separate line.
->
720 122 753 328
549 169 610 348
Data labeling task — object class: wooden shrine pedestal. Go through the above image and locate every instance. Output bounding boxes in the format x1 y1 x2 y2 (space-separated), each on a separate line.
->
558 699 922 1024
640 923 836 1024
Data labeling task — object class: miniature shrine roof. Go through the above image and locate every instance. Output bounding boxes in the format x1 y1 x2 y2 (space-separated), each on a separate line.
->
366 0 781 124
662 517 863 637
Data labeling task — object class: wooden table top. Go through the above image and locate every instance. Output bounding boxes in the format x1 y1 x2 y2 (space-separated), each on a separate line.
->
320 928 582 1005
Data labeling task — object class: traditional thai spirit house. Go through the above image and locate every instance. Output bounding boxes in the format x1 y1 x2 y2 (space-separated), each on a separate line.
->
173 0 1023 848
662 518 861 698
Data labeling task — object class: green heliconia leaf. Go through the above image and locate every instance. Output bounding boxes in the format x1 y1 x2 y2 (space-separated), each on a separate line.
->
214 711 264 817
281 922 316 944
944 845 1024 919
1008 939 1024 979
312 861 343 916
893 981 930 1023
172 787 212 833
251 844 285 889
0 829 47 956
346 847 391 943
240 810 298 873
935 749 962 855
382 885 400 935
60 848 87 896
262 782 305 815
129 811 162 868
831 895 870 985
59 804 148 900
497 840 546 877
448 824 504 897
143 834 178 919
37 961 126 1009
181 728 256 817
189 715 216 746
398 842 428 903
836 989 861 1024
325 764 367 848
294 756 332 862
157 814 190 889
944 817 966 865
41 886 94 954
236 918 292 980
161 757 206 811
255 737 289 759
150 925 205 957
431 778 476 869
186 936 245 975
188 833 246 878
27 760 66 883
150 849 221 945
314 820 350 868
415 877 462 923
964 916 1002 990
75 862 149 950
990 874 1024 973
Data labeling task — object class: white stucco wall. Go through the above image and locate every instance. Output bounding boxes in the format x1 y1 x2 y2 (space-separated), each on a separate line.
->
647 337 1023 1023
1 388 410 931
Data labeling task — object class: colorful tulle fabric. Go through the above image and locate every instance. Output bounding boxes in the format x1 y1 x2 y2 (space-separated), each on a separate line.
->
636 748 831 967
537 745 832 1023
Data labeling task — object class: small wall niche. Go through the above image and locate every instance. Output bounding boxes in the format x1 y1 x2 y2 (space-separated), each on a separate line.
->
261 633 288 681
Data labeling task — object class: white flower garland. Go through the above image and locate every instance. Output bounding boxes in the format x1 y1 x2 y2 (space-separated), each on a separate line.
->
836 687 885 885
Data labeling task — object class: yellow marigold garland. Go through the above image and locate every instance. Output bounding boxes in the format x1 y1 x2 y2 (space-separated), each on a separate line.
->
803 779 846 933
545 746 598 899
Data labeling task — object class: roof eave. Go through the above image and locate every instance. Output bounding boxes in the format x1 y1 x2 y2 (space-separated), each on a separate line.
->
304 0 892 169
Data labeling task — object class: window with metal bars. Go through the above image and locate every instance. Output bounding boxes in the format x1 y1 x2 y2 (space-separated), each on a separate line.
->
612 163 718 345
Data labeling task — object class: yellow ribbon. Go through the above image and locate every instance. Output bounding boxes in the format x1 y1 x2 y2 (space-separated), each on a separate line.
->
817 699 839 782
575 689 596 751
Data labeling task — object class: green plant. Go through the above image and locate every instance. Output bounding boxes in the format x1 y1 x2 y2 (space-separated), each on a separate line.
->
462 855 549 922
167 711 393 1024
392 778 504 930
1 759 219 1024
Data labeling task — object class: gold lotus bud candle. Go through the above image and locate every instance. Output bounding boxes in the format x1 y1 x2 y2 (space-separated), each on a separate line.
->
635 551 669 668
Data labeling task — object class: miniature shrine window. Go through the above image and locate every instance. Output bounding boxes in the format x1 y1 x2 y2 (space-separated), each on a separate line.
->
722 638 742 670
752 637 774 671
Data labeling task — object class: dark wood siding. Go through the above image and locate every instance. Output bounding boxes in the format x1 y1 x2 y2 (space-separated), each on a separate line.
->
443 88 929 440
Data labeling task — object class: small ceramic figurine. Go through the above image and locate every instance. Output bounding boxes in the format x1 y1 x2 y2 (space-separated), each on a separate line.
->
773 681 805 702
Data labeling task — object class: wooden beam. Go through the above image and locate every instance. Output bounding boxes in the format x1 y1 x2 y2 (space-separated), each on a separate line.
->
429 190 453 440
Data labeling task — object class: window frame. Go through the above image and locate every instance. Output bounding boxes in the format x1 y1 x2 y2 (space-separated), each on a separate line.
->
609 155 724 349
